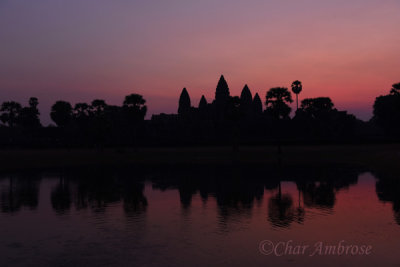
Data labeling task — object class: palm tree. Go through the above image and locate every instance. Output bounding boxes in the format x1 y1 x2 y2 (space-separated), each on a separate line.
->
50 101 72 127
291 80 302 111
265 87 293 156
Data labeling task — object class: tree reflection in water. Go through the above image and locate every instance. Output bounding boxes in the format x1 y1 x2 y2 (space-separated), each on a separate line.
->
3 165 400 229
0 173 41 213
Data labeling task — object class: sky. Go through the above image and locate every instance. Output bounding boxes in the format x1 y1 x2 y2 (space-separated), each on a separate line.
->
1 0 400 124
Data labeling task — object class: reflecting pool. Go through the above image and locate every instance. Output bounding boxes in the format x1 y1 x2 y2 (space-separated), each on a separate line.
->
0 166 399 266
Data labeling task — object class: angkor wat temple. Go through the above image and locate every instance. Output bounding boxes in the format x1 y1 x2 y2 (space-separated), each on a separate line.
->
151 75 262 122
149 75 270 145
148 74 367 145
0 75 376 148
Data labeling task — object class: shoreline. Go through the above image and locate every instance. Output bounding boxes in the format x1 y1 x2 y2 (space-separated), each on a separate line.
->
1 144 399 173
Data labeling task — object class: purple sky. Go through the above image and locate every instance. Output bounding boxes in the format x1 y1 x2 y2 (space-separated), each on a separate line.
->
1 0 400 125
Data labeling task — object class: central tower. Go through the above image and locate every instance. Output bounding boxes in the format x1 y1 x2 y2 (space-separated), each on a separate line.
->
215 75 230 104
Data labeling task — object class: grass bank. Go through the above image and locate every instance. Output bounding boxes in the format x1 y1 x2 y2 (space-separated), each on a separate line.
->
0 144 399 173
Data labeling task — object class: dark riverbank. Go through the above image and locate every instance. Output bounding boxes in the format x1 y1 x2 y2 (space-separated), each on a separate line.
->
1 144 399 174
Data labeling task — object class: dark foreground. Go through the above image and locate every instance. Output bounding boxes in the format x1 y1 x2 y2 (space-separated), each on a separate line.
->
1 144 400 173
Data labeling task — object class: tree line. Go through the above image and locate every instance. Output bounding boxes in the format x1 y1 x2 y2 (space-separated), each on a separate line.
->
0 76 399 147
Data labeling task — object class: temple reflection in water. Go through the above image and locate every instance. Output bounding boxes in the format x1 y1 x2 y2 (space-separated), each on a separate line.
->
0 165 399 228
2 165 400 266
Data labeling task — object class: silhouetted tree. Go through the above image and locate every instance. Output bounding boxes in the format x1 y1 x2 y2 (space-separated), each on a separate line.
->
91 99 107 115
50 101 73 127
89 99 109 145
295 97 356 139
29 97 38 109
265 87 293 119
73 103 91 121
123 94 147 121
389 82 400 95
178 88 191 116
373 82 400 134
72 103 91 142
0 101 22 127
300 97 334 118
121 94 147 146
0 74 392 146
291 80 302 111
19 97 41 128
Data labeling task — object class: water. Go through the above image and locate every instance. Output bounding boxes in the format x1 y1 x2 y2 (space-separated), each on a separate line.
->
0 166 399 266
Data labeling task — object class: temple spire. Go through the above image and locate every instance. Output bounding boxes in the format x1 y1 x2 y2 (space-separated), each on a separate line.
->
240 84 252 106
252 93 263 115
199 95 207 110
178 87 191 115
215 75 230 103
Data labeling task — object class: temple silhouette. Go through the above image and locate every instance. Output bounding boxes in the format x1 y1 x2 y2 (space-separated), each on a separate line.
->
0 75 399 147
151 75 262 123
148 75 358 146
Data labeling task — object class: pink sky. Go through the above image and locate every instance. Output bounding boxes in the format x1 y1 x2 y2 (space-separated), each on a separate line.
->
1 0 399 124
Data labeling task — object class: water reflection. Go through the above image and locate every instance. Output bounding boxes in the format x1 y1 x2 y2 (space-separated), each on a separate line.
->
0 166 398 228
1 166 400 266
151 166 361 229
375 172 400 225
46 169 148 218
0 173 41 213
51 176 71 214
